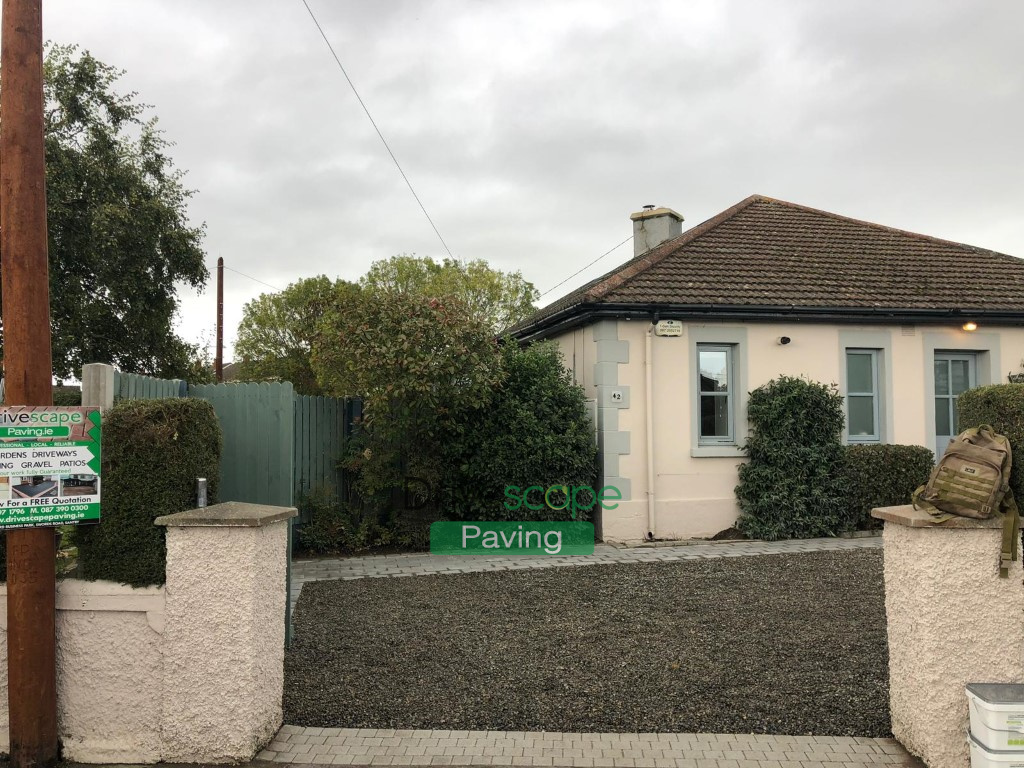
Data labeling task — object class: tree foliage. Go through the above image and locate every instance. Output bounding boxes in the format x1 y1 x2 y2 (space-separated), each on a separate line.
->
361 255 538 333
0 44 208 379
235 276 353 395
312 287 502 499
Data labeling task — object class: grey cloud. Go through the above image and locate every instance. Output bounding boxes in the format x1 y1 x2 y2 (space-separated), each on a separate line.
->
41 0 1024 362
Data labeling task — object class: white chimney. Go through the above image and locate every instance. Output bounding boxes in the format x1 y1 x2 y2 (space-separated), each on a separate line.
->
630 205 684 257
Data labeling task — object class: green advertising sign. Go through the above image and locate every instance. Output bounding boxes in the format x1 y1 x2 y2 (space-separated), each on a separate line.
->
430 521 595 556
0 406 102 529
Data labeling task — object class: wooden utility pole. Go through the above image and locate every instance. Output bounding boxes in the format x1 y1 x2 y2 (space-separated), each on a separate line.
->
0 0 59 766
215 256 224 382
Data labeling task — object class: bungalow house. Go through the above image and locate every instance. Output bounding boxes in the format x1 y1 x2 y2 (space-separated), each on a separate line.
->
509 195 1024 542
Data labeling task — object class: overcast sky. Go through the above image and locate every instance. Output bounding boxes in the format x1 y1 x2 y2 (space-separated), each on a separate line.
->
43 0 1024 361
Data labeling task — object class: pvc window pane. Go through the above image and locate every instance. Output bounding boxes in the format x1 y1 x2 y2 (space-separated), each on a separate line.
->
846 352 874 394
935 398 951 437
700 394 731 438
848 396 876 437
934 361 949 396
698 349 729 392
951 360 971 395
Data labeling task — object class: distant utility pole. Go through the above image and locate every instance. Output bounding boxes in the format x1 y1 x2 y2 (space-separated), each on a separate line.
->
0 0 60 765
216 257 224 382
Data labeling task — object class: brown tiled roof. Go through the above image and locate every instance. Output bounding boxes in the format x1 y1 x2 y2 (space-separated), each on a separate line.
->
511 195 1024 338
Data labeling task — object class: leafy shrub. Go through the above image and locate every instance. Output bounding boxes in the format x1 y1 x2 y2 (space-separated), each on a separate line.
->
735 376 846 540
958 384 1024 502
74 398 221 586
840 444 934 530
294 487 430 555
439 341 598 521
52 386 82 405
312 288 502 503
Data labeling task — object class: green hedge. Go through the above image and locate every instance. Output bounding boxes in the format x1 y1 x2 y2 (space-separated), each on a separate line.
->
295 487 431 555
958 384 1024 502
840 444 934 530
74 398 221 586
736 376 847 540
439 341 598 521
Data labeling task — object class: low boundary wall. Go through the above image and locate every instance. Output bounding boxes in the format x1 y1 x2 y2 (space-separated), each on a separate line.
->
0 501 296 763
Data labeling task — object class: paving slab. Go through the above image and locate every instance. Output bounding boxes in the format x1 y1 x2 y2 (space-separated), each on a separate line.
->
257 729 917 768
290 537 881 610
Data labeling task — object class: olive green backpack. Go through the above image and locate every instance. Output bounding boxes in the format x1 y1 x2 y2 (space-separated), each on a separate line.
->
912 425 1020 578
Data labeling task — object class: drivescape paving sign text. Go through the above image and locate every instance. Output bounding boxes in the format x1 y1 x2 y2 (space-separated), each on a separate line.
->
0 406 102 529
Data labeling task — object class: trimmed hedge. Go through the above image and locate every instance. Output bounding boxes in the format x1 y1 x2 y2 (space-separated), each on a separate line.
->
439 341 598 521
736 376 847 540
840 444 934 530
958 384 1024 502
74 398 222 586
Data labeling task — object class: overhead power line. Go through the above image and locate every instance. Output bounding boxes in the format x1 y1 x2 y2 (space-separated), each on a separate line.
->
223 264 282 293
299 0 456 261
538 235 634 300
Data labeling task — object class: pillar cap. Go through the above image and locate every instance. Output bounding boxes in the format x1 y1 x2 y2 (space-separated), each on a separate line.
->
871 504 1006 528
155 501 298 527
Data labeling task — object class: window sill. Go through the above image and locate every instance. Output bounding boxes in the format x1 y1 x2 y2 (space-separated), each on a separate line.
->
691 445 745 458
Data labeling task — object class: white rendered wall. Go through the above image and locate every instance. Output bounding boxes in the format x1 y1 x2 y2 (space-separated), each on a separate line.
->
0 506 292 763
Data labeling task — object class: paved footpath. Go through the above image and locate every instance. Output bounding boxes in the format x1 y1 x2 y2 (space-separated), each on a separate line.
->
258 727 915 767
291 536 882 603
277 537 907 768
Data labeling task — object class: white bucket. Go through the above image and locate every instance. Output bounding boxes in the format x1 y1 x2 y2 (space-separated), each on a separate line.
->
971 734 1024 768
968 684 1024 752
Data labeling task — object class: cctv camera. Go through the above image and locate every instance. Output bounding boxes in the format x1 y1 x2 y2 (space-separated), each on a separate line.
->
778 336 791 345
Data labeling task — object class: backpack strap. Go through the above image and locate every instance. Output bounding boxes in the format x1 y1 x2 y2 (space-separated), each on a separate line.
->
912 483 955 522
999 488 1020 579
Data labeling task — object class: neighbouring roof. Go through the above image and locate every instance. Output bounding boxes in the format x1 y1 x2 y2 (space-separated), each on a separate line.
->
510 195 1024 341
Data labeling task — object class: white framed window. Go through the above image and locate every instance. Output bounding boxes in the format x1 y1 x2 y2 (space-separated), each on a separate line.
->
697 344 734 445
845 348 880 443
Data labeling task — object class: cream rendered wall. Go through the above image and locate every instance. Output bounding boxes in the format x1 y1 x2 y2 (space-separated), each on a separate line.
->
553 327 590 387
0 503 294 763
550 319 1024 542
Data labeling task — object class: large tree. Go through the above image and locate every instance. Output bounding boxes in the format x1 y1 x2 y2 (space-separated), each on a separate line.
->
236 257 536 394
361 255 538 333
312 287 502 499
0 44 209 380
235 275 354 395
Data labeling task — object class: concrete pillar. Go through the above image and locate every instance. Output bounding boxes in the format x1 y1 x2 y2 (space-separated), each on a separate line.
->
155 502 296 763
872 504 1024 768
81 363 116 409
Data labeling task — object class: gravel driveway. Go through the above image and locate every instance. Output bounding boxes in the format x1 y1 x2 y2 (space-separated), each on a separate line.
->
284 550 888 736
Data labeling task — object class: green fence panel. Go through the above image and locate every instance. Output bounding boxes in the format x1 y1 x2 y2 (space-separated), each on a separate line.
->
189 381 295 508
293 394 348 504
113 371 186 401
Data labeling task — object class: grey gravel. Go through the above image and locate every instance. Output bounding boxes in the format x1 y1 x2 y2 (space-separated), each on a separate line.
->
284 550 889 736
